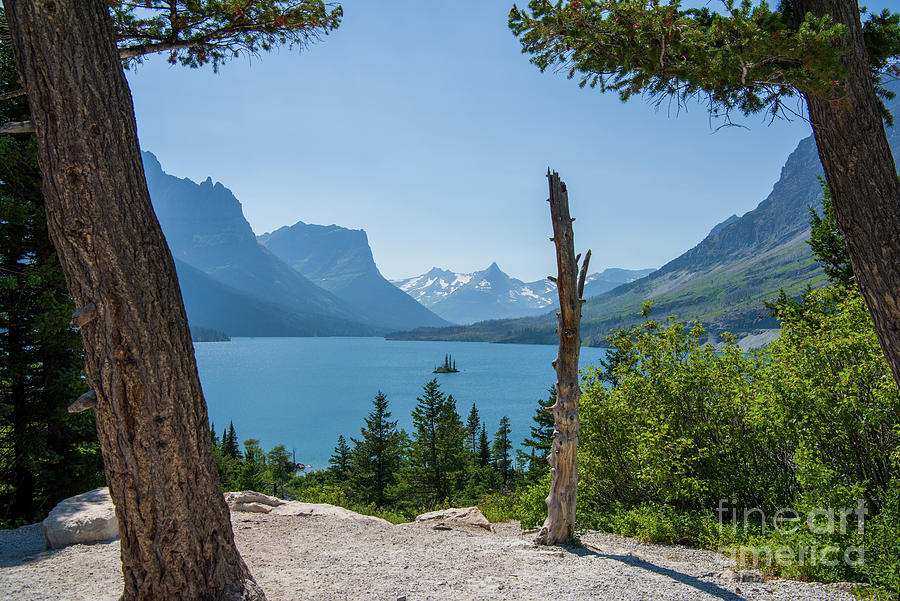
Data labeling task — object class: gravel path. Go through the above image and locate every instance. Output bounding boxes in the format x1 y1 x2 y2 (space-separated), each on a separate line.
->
0 507 859 601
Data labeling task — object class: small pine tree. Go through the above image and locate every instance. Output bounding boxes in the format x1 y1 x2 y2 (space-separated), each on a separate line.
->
349 391 404 507
329 435 352 477
403 379 467 504
517 386 557 480
492 416 513 485
477 424 491 468
465 403 481 456
223 422 241 460
808 179 854 287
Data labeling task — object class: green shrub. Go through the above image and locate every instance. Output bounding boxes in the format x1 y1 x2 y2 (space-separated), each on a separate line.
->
864 477 900 596
512 475 550 529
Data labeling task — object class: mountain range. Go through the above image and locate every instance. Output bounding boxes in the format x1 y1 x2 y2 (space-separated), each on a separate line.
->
391 264 654 324
388 83 900 347
142 152 446 336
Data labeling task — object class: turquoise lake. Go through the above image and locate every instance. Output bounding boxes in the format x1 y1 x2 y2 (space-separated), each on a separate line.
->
194 337 609 469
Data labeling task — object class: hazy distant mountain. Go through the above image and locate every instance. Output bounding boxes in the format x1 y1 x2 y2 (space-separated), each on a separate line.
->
174 259 378 337
581 268 657 299
392 263 654 324
389 84 900 347
142 152 378 336
258 221 449 330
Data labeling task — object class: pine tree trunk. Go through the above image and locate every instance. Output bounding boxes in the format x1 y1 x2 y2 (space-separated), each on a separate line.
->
794 0 900 387
5 1 264 599
536 171 587 546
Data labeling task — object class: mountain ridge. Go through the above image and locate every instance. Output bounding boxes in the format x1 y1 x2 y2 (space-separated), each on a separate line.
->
258 221 449 330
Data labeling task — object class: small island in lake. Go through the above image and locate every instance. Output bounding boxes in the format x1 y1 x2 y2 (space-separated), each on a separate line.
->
433 353 459 373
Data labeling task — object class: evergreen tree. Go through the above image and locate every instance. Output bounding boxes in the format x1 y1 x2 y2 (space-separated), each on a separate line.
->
210 422 219 449
0 30 103 525
223 421 241 460
349 391 403 507
404 379 467 504
329 435 351 477
465 403 481 456
517 386 557 480
808 179 854 287
477 424 491 468
492 416 513 485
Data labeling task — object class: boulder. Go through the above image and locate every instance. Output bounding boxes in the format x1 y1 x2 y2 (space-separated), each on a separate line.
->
231 502 274 514
224 491 286 508
415 506 494 532
42 487 119 549
224 491 289 513
272 502 392 526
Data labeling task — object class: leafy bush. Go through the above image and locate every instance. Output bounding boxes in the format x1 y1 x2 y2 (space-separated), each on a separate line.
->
510 475 551 529
864 474 900 595
576 286 899 593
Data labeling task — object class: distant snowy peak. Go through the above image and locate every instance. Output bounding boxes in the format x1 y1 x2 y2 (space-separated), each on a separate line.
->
391 263 654 325
393 267 474 303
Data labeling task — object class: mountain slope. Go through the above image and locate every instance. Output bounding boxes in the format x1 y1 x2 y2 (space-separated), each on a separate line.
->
389 86 900 346
581 268 656 299
257 221 449 330
174 259 379 337
142 152 379 336
392 264 655 324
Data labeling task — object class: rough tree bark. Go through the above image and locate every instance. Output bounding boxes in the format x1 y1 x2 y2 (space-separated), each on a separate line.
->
5 1 264 599
794 0 900 387
536 171 590 546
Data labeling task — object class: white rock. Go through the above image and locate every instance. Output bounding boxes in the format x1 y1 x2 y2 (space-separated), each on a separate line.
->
42 487 119 549
224 491 286 507
415 506 494 532
231 502 273 514
272 502 392 525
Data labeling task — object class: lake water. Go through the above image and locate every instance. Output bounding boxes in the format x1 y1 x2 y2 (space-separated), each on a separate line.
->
194 337 609 469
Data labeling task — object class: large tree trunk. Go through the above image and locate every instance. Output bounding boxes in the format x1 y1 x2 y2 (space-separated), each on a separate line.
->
5 1 264 599
536 171 589 546
794 0 900 387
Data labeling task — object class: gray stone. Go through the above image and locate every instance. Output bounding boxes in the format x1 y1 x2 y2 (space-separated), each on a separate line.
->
224 491 286 508
42 487 119 549
415 506 494 532
231 502 273 514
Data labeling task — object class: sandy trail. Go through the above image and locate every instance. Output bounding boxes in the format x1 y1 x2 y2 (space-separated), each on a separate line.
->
0 509 858 601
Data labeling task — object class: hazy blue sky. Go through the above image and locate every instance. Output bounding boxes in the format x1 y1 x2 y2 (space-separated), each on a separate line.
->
126 1 859 281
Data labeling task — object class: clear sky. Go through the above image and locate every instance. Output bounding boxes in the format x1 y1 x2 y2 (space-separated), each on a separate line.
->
126 0 852 282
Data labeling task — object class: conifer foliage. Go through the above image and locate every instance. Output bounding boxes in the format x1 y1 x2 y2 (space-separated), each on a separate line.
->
404 379 467 504
112 1 343 70
0 25 104 526
518 386 556 480
492 416 513 486
349 391 404 507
